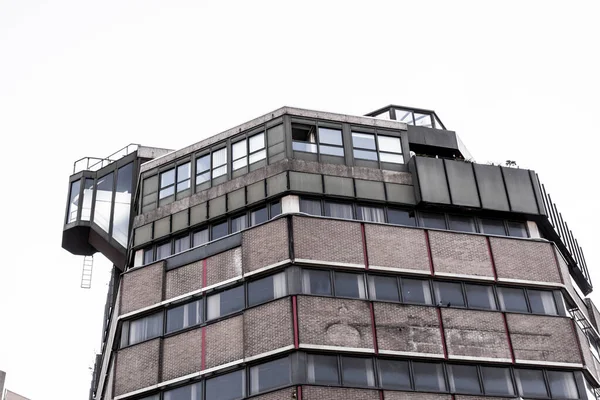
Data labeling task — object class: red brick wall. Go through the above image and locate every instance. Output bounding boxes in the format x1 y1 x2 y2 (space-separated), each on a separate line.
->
120 262 164 314
205 247 242 287
244 298 293 358
114 338 160 396
162 328 202 381
165 260 203 300
205 315 244 369
385 393 451 400
302 386 379 400
365 225 430 273
429 231 493 278
490 238 561 284
242 218 289 273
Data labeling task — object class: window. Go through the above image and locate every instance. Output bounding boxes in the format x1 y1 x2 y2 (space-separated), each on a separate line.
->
421 212 447 230
465 284 496 310
401 278 432 305
248 272 287 307
159 169 176 199
434 281 465 307
547 371 579 399
163 382 202 400
140 395 161 400
497 287 528 313
166 299 202 334
196 154 210 186
250 357 291 395
193 228 209 247
481 366 515 396
177 163 191 192
307 354 339 385
448 364 482 394
388 208 416 226
378 359 410 390
448 215 476 233
414 112 433 128
299 198 322 215
122 312 163 347
334 272 367 299
318 127 344 156
211 220 228 240
212 148 227 179
174 235 190 254
81 178 94 221
413 362 446 391
143 247 154 265
270 201 282 218
515 369 548 398
395 109 413 124
207 285 244 320
94 172 114 232
156 241 172 260
357 205 385 223
302 269 332 296
507 221 528 238
292 123 318 153
368 275 400 302
377 135 403 164
231 214 246 233
249 132 266 164
352 132 378 161
341 357 375 387
528 289 557 315
480 218 507 236
205 370 244 400
250 207 268 226
67 179 80 223
324 201 354 219
232 140 247 171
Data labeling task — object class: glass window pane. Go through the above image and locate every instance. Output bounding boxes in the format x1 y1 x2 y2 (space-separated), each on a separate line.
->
448 215 477 233
114 163 134 246
68 179 81 223
293 141 318 153
177 163 191 182
395 109 413 124
212 148 227 167
421 212 447 230
449 364 482 394
498 287 529 313
465 284 496 310
174 236 190 253
341 357 375 387
377 136 402 154
507 221 528 238
324 202 354 219
206 370 244 400
307 354 339 385
207 285 244 320
481 366 515 396
211 221 228 240
250 357 291 395
379 152 404 164
166 300 202 334
129 312 163 346
81 178 94 221
164 382 202 400
160 186 175 199
480 218 506 236
302 270 331 296
270 201 282 218
434 281 465 307
402 278 432 305
94 172 114 232
249 149 266 164
232 155 246 171
143 248 154 265
547 371 579 399
515 369 548 398
249 132 265 153
388 209 416 226
177 180 190 192
250 207 268 226
319 127 343 146
352 132 376 150
320 145 344 156
528 290 558 315
212 165 227 179
161 169 175 187
196 154 210 172
414 113 433 128
140 394 161 400
378 359 410 390
357 205 385 223
353 149 378 161
368 275 399 302
232 140 247 160
334 272 366 299
231 215 247 233
413 362 446 391
193 229 208 247
248 272 286 307
300 199 322 216
196 171 210 185
156 242 172 260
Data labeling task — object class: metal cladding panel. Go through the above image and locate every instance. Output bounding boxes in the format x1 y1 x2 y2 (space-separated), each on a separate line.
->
289 171 323 193
190 202 207 225
154 217 170 239
355 179 385 201
502 166 539 214
171 210 188 232
227 188 245 212
208 195 226 217
246 180 265 204
414 156 451 204
324 175 354 197
530 171 547 216
266 172 288 197
408 125 459 149
385 183 416 204
134 224 152 247
444 159 481 208
472 164 510 211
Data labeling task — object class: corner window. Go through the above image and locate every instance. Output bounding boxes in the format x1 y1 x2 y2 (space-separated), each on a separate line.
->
401 278 432 305
270 201 282 218
377 359 410 390
324 201 354 220
250 207 268 226
507 221 528 238
547 371 579 399
207 285 244 320
341 357 375 387
421 212 447 230
528 289 557 315
377 135 403 164
465 284 496 310
231 214 247 233
159 169 176 199
388 208 416 226
368 275 400 302
299 198 322 216
196 154 210 186
413 362 446 392
250 357 291 395
205 370 244 400
318 127 344 156
211 148 227 179
357 205 385 223
334 272 366 299
248 272 287 307
448 364 482 394
515 369 548 398
121 312 163 347
497 287 528 313
302 269 332 296
292 123 318 153
448 215 476 233
434 281 465 307
163 382 202 400
307 354 339 385
481 366 515 396
166 299 203 334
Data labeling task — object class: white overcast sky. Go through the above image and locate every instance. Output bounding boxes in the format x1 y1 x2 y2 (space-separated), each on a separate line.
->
1 1 599 399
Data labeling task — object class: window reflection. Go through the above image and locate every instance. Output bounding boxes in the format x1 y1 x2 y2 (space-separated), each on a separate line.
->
93 172 114 233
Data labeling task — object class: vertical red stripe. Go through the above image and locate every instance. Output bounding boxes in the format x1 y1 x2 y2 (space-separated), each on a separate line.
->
379 390 385 400
201 326 206 370
502 313 516 363
570 319 586 366
436 308 448 359
361 223 369 269
296 385 303 400
424 230 435 276
202 259 207 288
486 237 498 282
292 296 299 349
369 302 378 354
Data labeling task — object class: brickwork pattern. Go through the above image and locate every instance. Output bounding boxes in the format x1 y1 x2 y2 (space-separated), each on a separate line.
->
429 232 493 278
242 218 289 273
490 238 561 284
575 325 600 382
294 217 364 266
165 260 203 300
206 247 242 287
162 327 203 381
365 225 430 272
244 298 293 358
585 299 600 332
297 296 373 349
120 262 164 314
507 314 581 364
374 303 443 356
114 338 160 396
253 388 296 400
384 392 451 400
205 315 243 369
441 308 510 360
302 386 379 400
455 397 514 400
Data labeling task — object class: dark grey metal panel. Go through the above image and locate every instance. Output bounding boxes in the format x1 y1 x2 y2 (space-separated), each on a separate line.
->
444 159 480 208
530 171 547 216
414 156 450 204
292 151 319 162
320 154 345 165
134 224 152 246
227 188 245 212
355 179 385 201
208 196 226 217
166 233 242 271
190 202 207 225
407 125 459 149
249 159 266 172
385 183 416 204
501 167 539 214
246 180 265 205
324 176 354 197
266 172 288 197
289 171 323 193
379 162 404 172
354 159 379 169
154 217 170 239
172 210 188 233
472 164 510 211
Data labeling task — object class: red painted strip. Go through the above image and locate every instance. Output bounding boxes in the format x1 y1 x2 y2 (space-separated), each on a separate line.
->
486 237 498 282
201 326 206 370
202 259 207 288
369 302 379 354
424 230 435 276
361 223 369 269
570 319 586 366
502 313 516 363
292 296 299 349
551 246 565 284
297 385 303 400
379 390 385 400
436 308 448 359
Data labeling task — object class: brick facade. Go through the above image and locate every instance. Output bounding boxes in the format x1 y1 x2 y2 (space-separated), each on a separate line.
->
365 224 430 273
162 328 203 381
242 217 289 273
114 338 160 396
120 261 164 314
429 231 493 278
165 260 203 300
253 388 296 400
244 298 293 358
490 238 561 284
384 392 451 400
302 386 379 400
205 247 242 287
205 315 244 369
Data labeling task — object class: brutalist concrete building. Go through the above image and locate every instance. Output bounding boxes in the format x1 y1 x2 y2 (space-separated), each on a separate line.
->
62 105 600 400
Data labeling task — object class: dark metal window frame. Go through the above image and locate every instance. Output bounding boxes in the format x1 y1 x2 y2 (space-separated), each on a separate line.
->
351 129 404 165
291 120 345 158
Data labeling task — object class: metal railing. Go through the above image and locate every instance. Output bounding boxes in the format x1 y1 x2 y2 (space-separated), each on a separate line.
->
72 144 139 174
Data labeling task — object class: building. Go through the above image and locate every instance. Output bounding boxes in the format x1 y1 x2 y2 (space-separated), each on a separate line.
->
0 370 31 400
61 105 600 400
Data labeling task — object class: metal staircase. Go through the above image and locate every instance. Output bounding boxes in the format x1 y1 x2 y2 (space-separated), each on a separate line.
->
81 255 94 289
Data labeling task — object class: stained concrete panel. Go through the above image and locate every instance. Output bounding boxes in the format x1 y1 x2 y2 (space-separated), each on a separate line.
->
414 157 450 204
473 164 510 211
289 172 323 193
444 159 480 208
324 175 354 197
